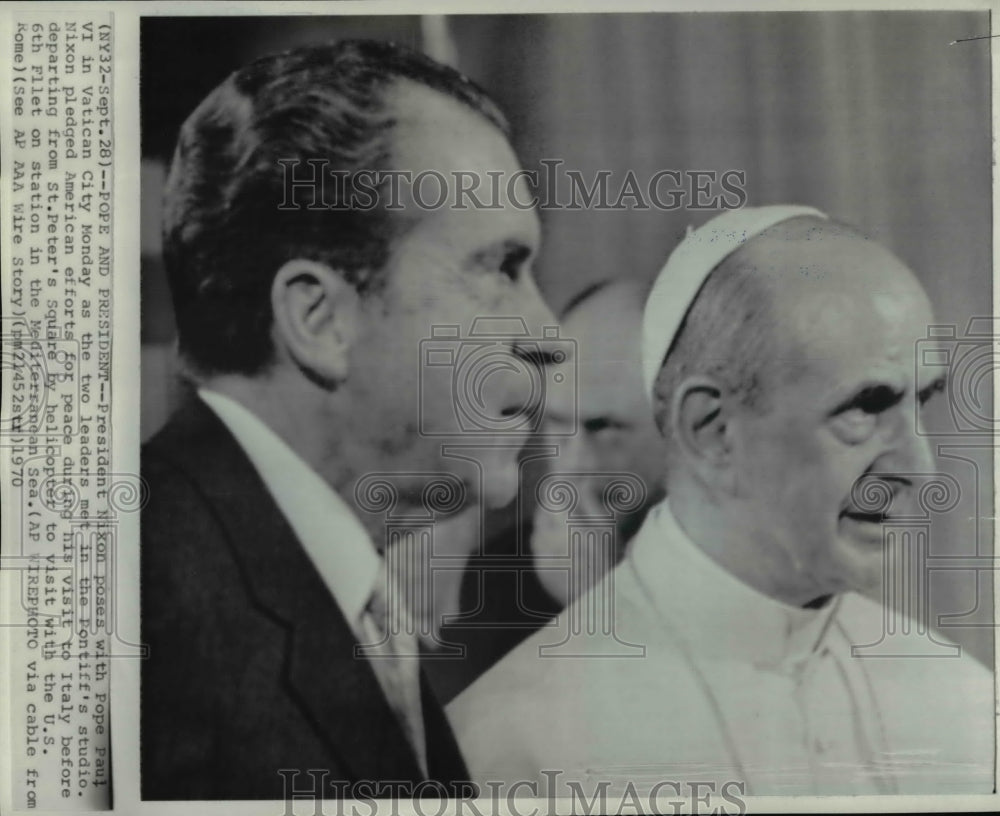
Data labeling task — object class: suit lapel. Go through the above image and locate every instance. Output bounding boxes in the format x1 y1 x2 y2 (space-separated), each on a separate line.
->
151 398 425 783
420 670 471 786
285 610 425 784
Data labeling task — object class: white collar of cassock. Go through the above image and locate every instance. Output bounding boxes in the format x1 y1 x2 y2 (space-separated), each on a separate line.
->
628 500 841 672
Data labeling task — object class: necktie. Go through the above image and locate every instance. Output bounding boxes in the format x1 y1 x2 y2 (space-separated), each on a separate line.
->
358 559 428 777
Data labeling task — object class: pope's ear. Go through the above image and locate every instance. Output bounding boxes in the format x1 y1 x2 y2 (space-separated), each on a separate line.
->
270 259 361 385
671 375 736 491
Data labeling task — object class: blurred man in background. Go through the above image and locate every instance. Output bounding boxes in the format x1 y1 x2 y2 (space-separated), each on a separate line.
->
427 279 668 701
449 206 993 797
529 278 668 604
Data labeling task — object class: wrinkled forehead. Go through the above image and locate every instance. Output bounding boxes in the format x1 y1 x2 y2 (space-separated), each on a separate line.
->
752 225 930 320
742 218 921 288
739 226 934 363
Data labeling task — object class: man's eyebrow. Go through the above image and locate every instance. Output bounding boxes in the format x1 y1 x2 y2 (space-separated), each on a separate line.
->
465 239 533 269
918 373 948 403
583 416 629 433
828 382 904 417
543 408 576 426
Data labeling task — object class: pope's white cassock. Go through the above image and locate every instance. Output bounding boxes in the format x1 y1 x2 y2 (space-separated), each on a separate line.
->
448 500 994 796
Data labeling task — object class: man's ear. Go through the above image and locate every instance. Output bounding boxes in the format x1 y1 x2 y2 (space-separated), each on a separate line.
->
270 259 361 386
671 376 737 493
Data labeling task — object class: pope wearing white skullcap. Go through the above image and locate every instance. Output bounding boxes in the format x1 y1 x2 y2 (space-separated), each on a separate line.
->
448 206 993 799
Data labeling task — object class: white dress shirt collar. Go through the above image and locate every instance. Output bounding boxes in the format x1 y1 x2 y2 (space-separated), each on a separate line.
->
629 500 840 671
199 388 380 631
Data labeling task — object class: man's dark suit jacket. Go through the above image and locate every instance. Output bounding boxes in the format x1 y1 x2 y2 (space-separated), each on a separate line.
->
141 398 469 800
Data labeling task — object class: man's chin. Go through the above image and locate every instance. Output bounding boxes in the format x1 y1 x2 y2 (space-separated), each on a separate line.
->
430 434 528 510
482 467 520 509
832 530 887 596
475 448 523 509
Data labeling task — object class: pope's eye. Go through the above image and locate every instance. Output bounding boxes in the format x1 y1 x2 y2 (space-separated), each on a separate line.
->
853 385 902 415
831 384 902 417
831 408 878 444
583 417 630 445
829 385 902 444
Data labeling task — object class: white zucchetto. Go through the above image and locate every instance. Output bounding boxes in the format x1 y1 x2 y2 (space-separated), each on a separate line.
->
641 204 828 397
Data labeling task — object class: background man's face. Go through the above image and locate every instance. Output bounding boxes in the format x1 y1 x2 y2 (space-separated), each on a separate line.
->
726 240 940 603
348 86 557 511
529 284 668 604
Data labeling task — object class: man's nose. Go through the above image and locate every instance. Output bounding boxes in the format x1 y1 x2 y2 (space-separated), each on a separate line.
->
877 412 936 483
520 272 559 333
551 432 595 474
903 405 937 474
909 429 936 474
511 274 565 365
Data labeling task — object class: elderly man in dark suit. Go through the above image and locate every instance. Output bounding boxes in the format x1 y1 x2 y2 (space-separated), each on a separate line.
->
141 39 558 800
